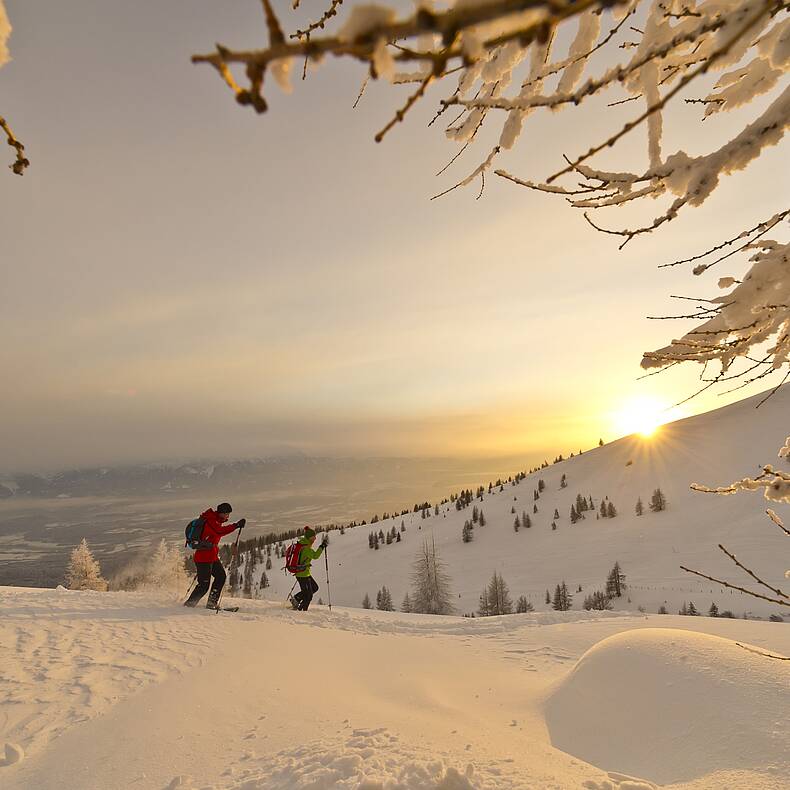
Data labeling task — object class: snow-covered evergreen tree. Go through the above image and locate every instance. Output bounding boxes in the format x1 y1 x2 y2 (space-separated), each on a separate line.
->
635 497 644 516
66 539 108 591
401 592 412 613
146 539 187 591
410 537 454 615
650 488 667 512
362 593 372 609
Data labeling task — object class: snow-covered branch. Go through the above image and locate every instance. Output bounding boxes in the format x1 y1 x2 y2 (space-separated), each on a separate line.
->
190 0 789 387
0 115 29 176
684 436 790 626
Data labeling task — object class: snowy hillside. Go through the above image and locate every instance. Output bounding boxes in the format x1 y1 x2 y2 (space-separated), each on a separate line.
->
249 386 790 620
1 587 788 790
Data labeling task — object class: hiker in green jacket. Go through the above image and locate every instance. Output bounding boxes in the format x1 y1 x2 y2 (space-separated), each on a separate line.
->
291 526 327 611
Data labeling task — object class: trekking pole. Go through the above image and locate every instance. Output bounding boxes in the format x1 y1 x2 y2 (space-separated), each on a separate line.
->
285 579 297 607
183 573 197 602
216 526 243 614
324 545 332 612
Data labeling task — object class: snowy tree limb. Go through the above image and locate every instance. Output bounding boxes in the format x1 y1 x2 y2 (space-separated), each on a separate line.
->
717 542 788 599
679 563 790 606
0 115 28 175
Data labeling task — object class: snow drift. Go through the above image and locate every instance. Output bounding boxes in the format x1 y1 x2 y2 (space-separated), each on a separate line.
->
546 628 790 784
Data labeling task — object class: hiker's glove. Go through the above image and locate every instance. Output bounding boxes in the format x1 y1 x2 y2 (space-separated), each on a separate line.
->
237 518 246 530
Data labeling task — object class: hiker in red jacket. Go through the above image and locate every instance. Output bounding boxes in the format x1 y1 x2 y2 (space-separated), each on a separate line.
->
184 502 245 609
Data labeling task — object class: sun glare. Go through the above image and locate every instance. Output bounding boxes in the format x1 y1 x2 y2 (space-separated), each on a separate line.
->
612 397 678 439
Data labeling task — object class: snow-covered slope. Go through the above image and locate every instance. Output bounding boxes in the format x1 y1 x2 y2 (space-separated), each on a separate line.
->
1 587 788 790
255 386 790 619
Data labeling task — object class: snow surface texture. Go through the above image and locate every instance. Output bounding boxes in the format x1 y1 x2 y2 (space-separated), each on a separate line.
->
1 588 788 790
252 384 790 620
0 587 221 761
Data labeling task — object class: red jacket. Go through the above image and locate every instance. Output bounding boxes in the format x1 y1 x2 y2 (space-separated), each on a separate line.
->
193 509 239 563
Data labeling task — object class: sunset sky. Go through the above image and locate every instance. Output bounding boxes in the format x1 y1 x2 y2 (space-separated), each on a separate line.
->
1 0 786 472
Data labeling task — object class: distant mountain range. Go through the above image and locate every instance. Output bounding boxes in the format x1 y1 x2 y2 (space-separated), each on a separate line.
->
0 455 509 500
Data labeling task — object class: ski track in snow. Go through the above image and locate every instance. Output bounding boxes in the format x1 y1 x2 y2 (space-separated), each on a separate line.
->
0 587 224 759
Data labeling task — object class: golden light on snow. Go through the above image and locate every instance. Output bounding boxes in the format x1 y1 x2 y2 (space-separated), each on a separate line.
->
610 396 684 439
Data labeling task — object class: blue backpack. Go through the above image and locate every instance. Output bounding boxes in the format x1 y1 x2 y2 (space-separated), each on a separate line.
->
184 517 213 550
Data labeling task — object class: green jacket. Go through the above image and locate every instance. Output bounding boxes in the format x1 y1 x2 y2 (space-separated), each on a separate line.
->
295 537 324 578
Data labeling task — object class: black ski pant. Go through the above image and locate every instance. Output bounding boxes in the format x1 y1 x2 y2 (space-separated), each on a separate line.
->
185 561 226 607
294 576 319 611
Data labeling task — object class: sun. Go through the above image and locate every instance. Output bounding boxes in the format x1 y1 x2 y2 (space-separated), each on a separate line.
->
612 397 673 439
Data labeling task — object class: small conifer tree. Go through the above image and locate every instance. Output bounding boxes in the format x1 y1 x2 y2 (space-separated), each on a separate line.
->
66 539 108 591
650 488 667 512
635 497 644 516
516 595 533 613
605 562 626 597
583 590 612 610
362 593 372 609
376 586 394 611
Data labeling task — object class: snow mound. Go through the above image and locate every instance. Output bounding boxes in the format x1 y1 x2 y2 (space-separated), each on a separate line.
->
2 743 25 766
185 727 523 790
545 628 790 785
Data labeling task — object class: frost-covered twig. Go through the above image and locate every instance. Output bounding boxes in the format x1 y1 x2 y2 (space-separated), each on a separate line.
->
660 210 790 269
547 0 781 182
679 563 790 606
193 0 607 115
767 508 790 535
717 542 788 599
291 0 345 40
0 114 28 175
